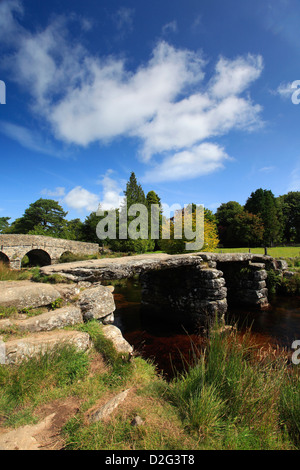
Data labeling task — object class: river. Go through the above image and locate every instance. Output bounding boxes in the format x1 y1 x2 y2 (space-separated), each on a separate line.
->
109 278 300 379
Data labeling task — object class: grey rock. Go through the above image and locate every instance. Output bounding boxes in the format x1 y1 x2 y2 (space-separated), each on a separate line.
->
276 259 288 270
78 285 115 321
0 281 61 310
283 270 295 278
253 270 268 281
102 325 133 354
0 306 83 333
130 416 144 427
89 389 131 423
4 330 91 365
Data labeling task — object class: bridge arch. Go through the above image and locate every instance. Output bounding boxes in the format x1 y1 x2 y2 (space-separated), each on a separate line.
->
22 249 52 267
0 251 10 266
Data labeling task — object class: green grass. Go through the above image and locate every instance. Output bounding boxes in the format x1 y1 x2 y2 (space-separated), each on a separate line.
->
0 345 90 427
0 305 46 320
216 246 300 258
1 320 300 450
167 327 298 449
0 262 32 281
0 306 18 319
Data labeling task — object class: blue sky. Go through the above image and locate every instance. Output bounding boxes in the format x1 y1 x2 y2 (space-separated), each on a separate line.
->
1 0 300 222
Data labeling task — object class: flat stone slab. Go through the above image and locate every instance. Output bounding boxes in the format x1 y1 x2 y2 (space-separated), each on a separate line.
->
40 252 283 282
0 281 61 310
0 306 83 333
3 330 91 365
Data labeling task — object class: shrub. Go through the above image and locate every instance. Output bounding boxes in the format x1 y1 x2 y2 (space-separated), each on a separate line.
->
59 252 98 263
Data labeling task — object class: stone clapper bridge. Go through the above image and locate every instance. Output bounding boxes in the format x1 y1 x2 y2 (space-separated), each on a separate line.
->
40 248 288 326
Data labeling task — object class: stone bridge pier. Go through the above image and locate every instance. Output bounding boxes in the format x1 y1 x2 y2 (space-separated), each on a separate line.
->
0 234 100 269
139 254 287 327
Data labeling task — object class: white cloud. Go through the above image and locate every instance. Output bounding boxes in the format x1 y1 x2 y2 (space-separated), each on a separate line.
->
273 81 294 99
142 143 229 183
0 1 264 183
98 170 125 210
48 41 205 147
64 186 99 212
41 187 66 197
209 54 263 99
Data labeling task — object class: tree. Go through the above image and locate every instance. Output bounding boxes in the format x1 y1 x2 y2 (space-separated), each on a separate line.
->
60 219 84 241
81 212 102 244
277 192 300 243
216 201 244 247
159 206 219 254
227 212 264 247
81 175 161 254
244 189 282 246
0 217 10 233
123 172 146 208
7 198 68 236
117 172 155 253
146 191 162 250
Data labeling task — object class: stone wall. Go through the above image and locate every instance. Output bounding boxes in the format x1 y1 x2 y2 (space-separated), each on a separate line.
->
0 234 99 269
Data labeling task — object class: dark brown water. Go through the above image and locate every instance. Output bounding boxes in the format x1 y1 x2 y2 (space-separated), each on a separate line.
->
111 279 300 378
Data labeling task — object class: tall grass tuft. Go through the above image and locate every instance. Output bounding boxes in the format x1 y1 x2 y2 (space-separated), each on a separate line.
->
279 371 300 447
168 325 293 449
0 262 31 281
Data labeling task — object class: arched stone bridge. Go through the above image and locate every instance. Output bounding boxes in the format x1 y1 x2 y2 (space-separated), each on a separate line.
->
0 234 99 269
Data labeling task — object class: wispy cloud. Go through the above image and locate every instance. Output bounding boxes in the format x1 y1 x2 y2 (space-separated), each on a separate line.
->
162 20 178 35
0 121 62 156
258 166 276 173
41 187 66 198
288 165 300 191
271 81 294 99
113 7 134 36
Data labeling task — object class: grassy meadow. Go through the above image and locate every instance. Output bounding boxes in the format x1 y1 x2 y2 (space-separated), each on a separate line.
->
216 246 300 258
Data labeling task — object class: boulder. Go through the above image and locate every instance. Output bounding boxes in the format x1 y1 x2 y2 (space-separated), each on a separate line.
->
0 281 61 310
3 330 91 365
78 285 115 322
102 325 133 354
0 306 83 333
283 270 295 278
276 259 288 270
